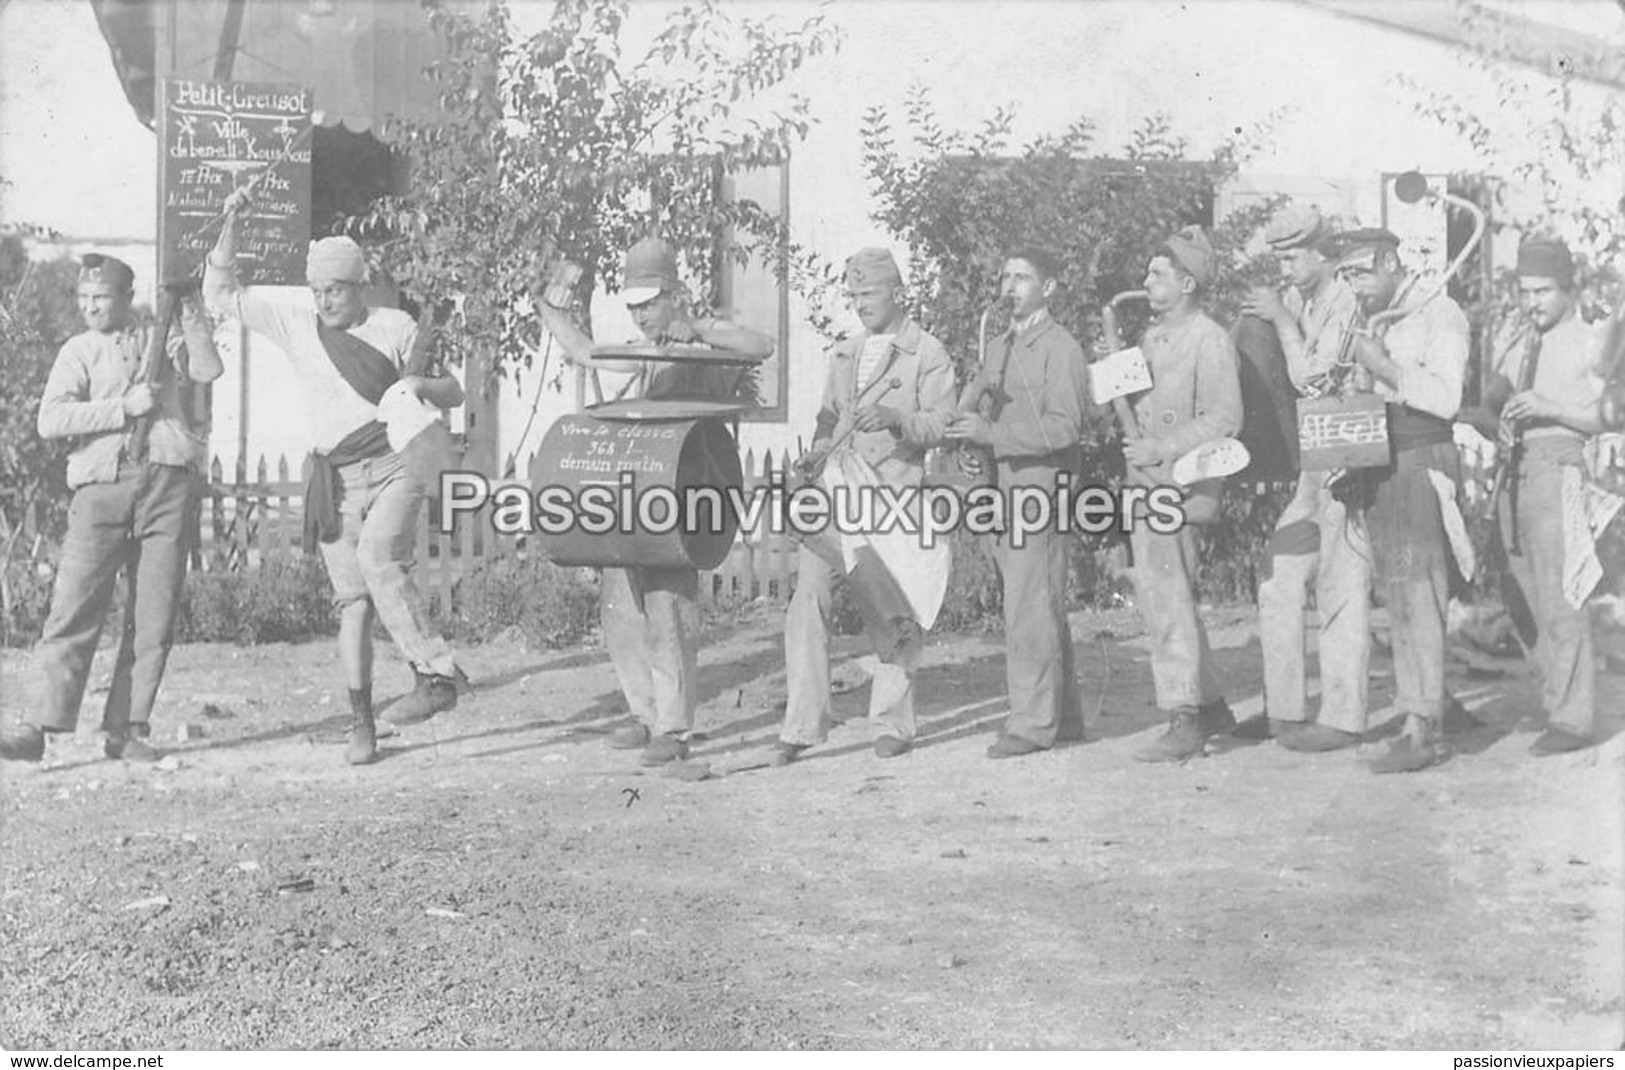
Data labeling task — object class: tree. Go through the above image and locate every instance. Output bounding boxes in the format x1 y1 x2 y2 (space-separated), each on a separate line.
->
354 0 840 388
0 230 78 643
856 91 1283 604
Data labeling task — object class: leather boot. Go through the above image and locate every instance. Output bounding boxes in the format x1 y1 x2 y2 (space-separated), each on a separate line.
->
345 686 378 765
0 723 45 762
1134 707 1204 763
105 722 160 763
384 668 460 726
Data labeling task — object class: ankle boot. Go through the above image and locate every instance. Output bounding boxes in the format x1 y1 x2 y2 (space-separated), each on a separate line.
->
1134 707 1204 763
383 669 460 726
345 687 378 765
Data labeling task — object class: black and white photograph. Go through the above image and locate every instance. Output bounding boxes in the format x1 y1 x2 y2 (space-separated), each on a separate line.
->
1 0 1621 1053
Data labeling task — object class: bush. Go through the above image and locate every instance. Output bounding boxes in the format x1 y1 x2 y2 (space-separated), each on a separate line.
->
442 552 599 650
1 557 55 648
176 553 337 645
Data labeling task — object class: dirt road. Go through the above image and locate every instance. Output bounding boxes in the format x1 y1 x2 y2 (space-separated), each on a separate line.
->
2 605 1621 1049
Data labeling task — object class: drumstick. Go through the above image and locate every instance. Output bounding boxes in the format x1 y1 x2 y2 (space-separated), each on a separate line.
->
824 377 904 455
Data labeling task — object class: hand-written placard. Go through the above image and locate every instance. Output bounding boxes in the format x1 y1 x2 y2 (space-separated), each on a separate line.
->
158 78 313 286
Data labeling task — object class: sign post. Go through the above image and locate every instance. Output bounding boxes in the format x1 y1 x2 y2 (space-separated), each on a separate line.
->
157 78 314 287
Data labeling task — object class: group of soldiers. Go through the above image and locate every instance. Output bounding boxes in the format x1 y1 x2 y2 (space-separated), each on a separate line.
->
0 196 1615 778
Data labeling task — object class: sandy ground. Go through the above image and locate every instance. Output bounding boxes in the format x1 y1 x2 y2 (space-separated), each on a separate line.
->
2 603 1622 1050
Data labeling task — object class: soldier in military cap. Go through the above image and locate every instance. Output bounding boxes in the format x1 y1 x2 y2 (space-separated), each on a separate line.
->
1332 227 1470 773
537 237 774 766
1243 206 1372 751
1119 227 1243 763
1 255 222 763
771 247 954 764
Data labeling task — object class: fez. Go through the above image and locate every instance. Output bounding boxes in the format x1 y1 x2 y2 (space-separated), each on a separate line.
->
79 253 135 291
844 247 904 289
306 237 368 285
1264 206 1329 252
621 238 681 307
1164 225 1216 289
1515 237 1575 289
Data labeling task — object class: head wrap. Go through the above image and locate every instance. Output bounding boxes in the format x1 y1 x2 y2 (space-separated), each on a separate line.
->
1163 225 1216 289
1264 206 1330 252
78 253 134 291
844 247 904 290
1515 237 1575 289
1331 227 1401 272
305 236 367 285
621 237 681 307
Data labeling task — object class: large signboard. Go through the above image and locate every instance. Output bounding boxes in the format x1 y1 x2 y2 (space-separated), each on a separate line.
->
157 78 313 287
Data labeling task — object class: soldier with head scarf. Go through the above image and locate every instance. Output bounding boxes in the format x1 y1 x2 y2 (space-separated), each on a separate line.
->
2 255 223 764
203 196 469 766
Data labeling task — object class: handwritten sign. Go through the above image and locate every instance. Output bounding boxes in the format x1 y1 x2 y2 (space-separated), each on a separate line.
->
1297 394 1390 471
157 78 312 287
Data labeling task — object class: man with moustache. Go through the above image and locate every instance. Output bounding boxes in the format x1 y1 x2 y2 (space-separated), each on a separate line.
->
1332 228 1470 774
771 248 954 764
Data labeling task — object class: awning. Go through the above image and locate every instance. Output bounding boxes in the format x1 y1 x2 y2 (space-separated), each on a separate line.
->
90 0 465 132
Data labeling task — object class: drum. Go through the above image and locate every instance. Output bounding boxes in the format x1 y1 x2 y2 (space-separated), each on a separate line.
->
529 410 743 570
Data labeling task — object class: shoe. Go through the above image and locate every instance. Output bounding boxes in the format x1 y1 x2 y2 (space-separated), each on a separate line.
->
384 670 460 726
1442 697 1483 735
0 723 45 763
1056 720 1090 744
1276 723 1362 753
771 741 810 766
345 717 379 765
1530 727 1593 756
608 723 651 750
1230 713 1274 741
105 727 161 763
1134 708 1204 763
986 734 1046 760
640 733 689 766
1197 699 1236 738
1366 735 1441 774
873 736 911 759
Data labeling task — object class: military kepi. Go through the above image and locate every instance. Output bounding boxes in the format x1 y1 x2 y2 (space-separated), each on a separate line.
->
844 247 904 289
79 253 135 291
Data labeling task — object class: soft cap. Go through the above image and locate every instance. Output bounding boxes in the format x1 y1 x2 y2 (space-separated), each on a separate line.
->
622 237 681 307
1163 225 1216 288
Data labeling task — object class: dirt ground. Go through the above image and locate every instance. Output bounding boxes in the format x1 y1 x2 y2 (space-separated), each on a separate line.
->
2 602 1622 1051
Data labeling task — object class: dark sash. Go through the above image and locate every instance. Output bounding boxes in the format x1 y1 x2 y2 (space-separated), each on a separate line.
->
303 322 398 547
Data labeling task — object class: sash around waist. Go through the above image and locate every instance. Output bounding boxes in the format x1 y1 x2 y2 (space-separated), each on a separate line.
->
1386 404 1453 451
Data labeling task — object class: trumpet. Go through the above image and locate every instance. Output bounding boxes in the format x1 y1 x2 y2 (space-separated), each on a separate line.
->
950 296 1009 483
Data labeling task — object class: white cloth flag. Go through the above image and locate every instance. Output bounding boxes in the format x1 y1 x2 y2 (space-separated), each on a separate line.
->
1563 465 1625 609
377 380 442 453
820 450 951 630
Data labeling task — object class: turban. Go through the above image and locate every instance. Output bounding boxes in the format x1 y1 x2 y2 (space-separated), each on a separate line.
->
305 236 367 285
844 247 904 289
1163 225 1216 289
79 253 134 291
1264 206 1330 252
1516 237 1575 288
621 237 681 307
1331 227 1401 272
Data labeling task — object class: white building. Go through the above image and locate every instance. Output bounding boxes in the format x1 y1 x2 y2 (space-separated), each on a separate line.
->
3 0 1621 477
